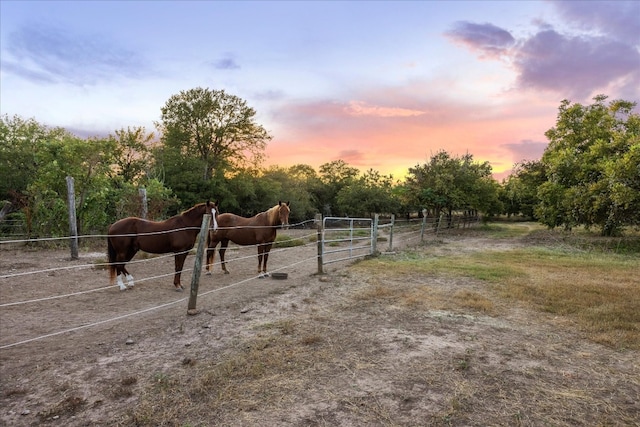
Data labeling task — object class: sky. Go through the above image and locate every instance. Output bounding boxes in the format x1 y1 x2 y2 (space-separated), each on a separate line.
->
1 1 639 181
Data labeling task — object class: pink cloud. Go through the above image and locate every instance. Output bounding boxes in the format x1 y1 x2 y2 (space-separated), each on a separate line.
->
345 101 425 118
264 95 554 179
444 21 515 59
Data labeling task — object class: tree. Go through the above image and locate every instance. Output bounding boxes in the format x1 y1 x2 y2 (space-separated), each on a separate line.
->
261 165 318 223
314 160 359 215
336 169 398 217
109 126 154 184
538 95 640 235
0 115 62 210
500 160 547 219
405 151 500 220
156 87 271 182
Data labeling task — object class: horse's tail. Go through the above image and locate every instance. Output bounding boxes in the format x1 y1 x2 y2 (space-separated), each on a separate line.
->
107 237 117 284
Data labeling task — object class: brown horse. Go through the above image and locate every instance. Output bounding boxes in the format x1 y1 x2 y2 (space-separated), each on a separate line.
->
107 201 218 291
206 201 290 277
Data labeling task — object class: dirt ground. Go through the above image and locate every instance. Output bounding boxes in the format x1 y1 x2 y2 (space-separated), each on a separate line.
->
0 228 638 426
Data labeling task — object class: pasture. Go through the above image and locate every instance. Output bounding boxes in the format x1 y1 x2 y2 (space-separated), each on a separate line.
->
1 223 638 426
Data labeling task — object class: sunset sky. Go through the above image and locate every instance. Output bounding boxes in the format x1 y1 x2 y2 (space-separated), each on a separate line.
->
1 1 638 180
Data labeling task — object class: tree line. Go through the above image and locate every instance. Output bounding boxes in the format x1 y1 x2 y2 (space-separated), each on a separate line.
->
1 89 638 238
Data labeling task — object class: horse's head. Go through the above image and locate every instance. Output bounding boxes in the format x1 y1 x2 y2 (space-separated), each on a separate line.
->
207 200 220 217
278 201 290 229
208 200 220 230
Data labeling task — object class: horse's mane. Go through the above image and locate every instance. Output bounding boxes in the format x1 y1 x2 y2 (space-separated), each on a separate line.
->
180 202 205 219
181 201 217 220
265 204 280 225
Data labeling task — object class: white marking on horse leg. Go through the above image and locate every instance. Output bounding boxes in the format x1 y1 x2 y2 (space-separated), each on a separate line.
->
126 274 135 288
117 274 127 291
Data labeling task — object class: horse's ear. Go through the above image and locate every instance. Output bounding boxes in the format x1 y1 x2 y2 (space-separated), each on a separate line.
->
286 201 290 206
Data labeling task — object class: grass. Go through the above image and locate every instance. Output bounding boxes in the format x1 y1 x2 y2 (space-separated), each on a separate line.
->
272 234 305 248
107 221 639 426
357 223 640 350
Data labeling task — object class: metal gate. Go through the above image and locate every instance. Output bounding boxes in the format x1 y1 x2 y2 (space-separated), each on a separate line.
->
317 216 374 272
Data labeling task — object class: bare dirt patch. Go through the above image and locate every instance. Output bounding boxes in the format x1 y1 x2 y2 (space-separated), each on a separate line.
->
1 229 638 426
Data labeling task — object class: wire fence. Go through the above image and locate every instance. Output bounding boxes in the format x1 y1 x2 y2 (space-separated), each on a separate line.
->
0 213 479 349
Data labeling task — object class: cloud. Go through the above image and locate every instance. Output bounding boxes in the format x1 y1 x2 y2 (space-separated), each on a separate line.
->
501 139 548 163
3 25 147 85
345 101 425 118
210 56 240 70
336 149 365 164
550 0 640 44
514 29 640 99
445 21 515 58
446 13 640 101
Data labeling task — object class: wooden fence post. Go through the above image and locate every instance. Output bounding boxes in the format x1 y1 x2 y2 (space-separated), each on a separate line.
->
372 214 379 255
66 176 78 260
388 214 394 251
315 213 323 275
420 209 427 242
139 188 148 219
187 214 211 315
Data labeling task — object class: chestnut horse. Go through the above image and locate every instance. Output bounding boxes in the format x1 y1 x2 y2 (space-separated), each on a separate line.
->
107 201 218 291
206 201 290 277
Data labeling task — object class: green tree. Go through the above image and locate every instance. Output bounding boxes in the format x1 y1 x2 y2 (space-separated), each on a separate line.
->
156 87 271 192
25 133 115 236
109 126 154 184
538 95 640 235
261 165 317 223
336 169 398 217
500 160 547 219
405 151 499 221
155 87 271 207
0 115 63 210
314 160 359 215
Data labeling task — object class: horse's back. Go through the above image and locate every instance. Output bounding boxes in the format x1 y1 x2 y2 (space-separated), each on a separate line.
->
212 212 275 245
108 217 140 236
108 217 188 254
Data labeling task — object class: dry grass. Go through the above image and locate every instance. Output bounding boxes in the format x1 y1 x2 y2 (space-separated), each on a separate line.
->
361 224 639 350
118 223 639 426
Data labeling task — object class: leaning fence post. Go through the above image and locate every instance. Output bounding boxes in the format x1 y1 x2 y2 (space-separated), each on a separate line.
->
139 187 148 219
66 176 79 260
372 214 379 255
388 214 394 251
420 209 427 242
315 213 323 275
187 213 211 315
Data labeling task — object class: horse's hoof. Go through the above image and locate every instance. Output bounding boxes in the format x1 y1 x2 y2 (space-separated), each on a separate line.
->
175 287 184 292
205 271 211 276
223 271 230 275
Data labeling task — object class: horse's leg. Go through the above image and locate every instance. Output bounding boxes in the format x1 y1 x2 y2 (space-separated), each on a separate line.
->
257 244 265 277
206 240 218 275
262 243 273 277
123 247 138 288
116 268 127 291
219 239 230 274
173 253 188 291
114 246 138 291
